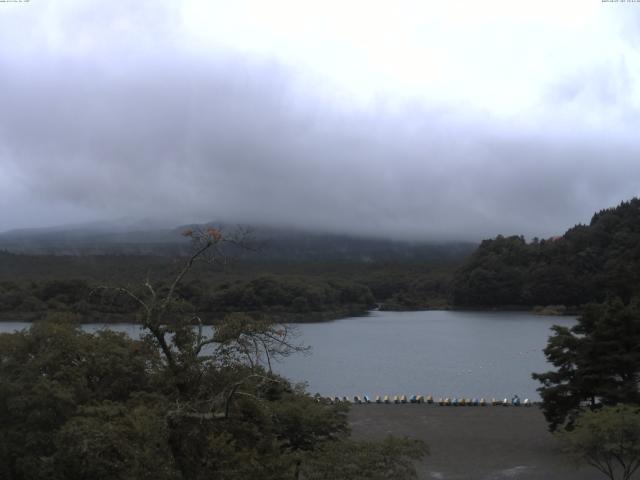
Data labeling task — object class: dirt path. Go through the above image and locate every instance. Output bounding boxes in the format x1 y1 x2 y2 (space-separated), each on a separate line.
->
349 404 604 480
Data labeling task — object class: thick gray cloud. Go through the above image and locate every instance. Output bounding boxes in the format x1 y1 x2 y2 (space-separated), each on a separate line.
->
1 1 639 240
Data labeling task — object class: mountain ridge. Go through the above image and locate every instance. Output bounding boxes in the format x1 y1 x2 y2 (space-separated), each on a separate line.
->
0 220 477 264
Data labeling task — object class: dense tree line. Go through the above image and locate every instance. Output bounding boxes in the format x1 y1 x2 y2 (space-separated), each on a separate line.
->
0 248 459 320
452 198 640 308
0 275 376 322
203 276 374 314
365 270 451 310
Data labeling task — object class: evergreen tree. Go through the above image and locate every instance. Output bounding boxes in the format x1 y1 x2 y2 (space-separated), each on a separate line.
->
533 297 640 431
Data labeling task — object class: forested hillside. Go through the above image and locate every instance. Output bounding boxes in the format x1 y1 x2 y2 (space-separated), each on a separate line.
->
0 221 475 264
452 198 640 308
0 249 461 322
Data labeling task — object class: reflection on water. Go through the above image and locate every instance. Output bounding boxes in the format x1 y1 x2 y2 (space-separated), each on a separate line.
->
1 310 575 399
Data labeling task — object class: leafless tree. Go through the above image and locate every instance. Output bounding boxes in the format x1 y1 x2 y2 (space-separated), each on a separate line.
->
93 225 307 415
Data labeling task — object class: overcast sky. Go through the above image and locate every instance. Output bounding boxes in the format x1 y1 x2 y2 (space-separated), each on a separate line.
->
1 0 639 240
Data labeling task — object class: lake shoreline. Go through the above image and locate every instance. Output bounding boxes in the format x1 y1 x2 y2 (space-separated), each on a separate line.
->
0 305 578 324
349 404 600 480
0 307 370 324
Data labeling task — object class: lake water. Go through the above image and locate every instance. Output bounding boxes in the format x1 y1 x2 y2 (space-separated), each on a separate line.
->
0 310 575 400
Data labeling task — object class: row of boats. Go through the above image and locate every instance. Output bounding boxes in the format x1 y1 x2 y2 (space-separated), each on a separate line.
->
323 395 532 406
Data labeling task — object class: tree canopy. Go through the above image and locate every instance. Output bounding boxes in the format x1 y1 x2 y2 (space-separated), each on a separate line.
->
452 198 640 308
533 297 640 431
557 404 640 480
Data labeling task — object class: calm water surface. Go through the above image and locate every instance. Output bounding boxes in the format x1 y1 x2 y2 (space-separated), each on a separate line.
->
1 310 575 400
